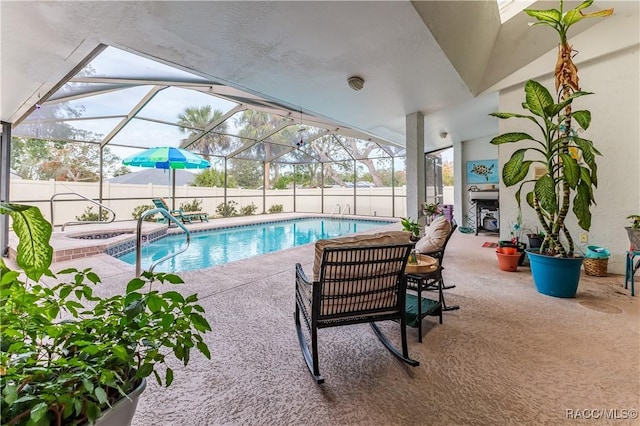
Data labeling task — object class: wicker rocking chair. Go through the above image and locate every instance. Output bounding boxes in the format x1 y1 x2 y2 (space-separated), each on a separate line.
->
294 232 419 384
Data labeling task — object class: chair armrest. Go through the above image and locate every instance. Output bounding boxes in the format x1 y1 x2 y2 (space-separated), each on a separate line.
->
295 263 312 286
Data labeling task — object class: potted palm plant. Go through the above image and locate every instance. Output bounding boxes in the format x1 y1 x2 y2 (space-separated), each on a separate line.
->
490 0 613 298
0 203 212 425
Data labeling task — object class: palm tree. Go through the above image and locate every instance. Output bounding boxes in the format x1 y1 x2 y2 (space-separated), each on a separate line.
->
177 105 228 160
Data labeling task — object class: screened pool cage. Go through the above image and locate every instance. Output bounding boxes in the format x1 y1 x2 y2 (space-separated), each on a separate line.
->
9 45 408 226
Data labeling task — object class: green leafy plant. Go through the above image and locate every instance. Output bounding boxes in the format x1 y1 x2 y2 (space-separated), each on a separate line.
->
423 202 442 216
75 206 110 222
239 203 257 216
400 217 421 238
268 204 284 214
0 203 212 425
132 204 156 222
627 215 640 230
179 198 203 212
215 200 238 217
489 0 612 257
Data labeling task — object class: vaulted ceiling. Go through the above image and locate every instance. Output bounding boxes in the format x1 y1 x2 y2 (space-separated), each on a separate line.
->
1 1 637 152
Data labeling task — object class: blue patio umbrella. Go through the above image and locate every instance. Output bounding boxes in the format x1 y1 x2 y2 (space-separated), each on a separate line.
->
122 147 210 210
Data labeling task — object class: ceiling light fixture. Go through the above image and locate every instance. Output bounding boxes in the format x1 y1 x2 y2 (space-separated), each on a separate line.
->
439 131 448 139
347 76 365 91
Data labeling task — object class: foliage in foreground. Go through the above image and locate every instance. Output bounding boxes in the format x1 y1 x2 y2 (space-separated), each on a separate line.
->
0 203 212 425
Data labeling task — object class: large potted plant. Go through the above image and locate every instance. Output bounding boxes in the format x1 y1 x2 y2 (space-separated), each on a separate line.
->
490 0 613 298
0 203 212 425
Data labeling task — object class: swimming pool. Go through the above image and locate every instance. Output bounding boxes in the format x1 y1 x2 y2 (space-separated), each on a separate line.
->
117 217 394 272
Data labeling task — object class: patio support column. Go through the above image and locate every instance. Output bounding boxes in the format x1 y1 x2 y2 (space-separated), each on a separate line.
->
262 162 266 214
293 165 297 212
1 121 11 257
406 112 425 219
352 159 357 215
391 158 395 217
320 162 324 214
223 158 228 216
98 145 104 219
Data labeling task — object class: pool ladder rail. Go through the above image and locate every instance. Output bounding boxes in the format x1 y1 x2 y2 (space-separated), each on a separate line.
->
135 208 191 277
330 203 351 218
50 190 116 231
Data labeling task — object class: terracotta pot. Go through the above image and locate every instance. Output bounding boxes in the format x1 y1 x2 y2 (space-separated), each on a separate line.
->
496 247 520 272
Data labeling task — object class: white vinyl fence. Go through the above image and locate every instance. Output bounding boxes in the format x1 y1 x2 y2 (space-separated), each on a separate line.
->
9 179 454 226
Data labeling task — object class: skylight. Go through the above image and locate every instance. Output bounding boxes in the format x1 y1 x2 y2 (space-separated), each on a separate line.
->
497 0 536 23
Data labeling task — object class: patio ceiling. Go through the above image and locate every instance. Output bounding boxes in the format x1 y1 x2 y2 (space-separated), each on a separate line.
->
1 1 637 155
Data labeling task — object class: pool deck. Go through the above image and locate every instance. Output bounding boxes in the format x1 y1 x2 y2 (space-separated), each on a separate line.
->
7 212 400 263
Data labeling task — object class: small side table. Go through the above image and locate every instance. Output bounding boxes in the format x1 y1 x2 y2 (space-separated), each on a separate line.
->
625 250 639 296
405 268 444 343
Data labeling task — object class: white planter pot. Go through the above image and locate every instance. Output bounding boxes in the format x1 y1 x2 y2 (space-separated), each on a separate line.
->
92 378 147 426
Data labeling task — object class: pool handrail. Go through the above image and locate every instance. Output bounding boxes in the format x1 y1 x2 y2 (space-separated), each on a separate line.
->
341 204 351 216
50 190 116 231
136 208 191 277
330 203 342 218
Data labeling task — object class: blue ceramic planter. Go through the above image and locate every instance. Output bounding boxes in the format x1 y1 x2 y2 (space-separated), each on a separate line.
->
526 249 584 298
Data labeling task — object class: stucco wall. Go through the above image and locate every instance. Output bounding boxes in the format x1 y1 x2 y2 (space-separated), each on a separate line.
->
497 46 640 274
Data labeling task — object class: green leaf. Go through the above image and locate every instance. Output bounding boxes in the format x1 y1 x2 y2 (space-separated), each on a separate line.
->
166 367 174 386
147 294 164 313
525 8 561 24
3 384 18 405
30 402 48 423
111 345 130 361
95 387 108 405
534 175 557 214
571 110 591 130
164 273 184 284
560 154 580 188
124 299 145 319
197 341 211 359
490 132 534 145
190 313 212 332
86 401 99 423
137 363 154 378
83 378 95 392
489 112 538 122
573 183 593 230
524 80 554 118
0 203 53 281
163 291 186 303
502 150 532 186
126 278 146 294
1 270 20 285
86 271 101 284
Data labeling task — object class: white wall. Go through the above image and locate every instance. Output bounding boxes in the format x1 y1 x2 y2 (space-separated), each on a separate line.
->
497 45 640 274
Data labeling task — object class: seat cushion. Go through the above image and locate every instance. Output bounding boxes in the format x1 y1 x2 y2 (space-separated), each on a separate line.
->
415 216 451 253
313 231 412 281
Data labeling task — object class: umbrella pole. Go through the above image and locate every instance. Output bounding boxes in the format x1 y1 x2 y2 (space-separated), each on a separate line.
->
172 168 176 211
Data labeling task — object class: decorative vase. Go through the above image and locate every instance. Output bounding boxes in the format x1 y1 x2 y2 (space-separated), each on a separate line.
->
496 248 521 272
90 378 147 426
625 227 640 250
526 250 584 298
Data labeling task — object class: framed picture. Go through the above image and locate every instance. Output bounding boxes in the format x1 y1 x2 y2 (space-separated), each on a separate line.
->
466 159 499 184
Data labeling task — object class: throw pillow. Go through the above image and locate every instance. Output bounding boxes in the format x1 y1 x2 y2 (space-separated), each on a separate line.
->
415 216 451 253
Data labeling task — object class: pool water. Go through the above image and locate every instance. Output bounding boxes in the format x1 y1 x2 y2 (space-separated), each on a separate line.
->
117 217 394 272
